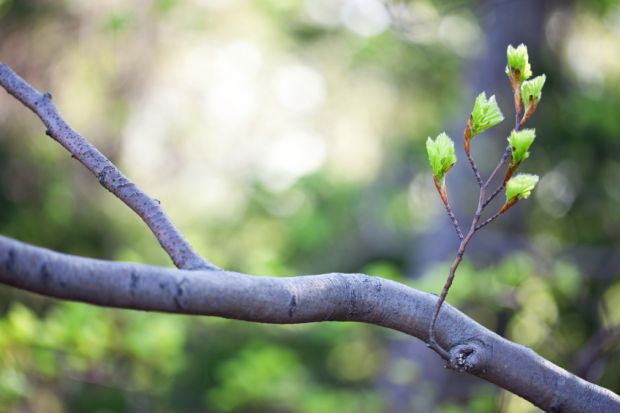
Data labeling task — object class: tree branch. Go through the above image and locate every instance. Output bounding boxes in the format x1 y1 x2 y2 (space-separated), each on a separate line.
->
0 235 618 413
0 63 217 271
1 62 618 413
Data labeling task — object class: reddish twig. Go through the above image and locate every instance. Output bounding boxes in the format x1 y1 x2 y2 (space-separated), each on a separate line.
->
444 201 464 241
475 209 502 231
464 119 484 187
428 182 487 356
482 144 511 208
433 177 464 241
428 77 535 357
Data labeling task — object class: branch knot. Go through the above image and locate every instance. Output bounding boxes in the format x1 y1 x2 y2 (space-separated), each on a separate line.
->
447 340 490 374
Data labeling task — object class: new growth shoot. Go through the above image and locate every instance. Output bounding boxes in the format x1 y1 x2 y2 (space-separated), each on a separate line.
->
425 43 545 360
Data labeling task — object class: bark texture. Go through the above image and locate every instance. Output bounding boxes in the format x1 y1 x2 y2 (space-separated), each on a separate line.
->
1 235 619 413
0 63 216 271
1 62 619 412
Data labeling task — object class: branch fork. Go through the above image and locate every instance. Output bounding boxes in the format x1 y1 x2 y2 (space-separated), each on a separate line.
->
1 60 619 412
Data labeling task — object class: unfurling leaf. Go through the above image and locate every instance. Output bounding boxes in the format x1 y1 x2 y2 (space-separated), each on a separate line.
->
470 92 504 137
506 44 532 81
521 75 546 107
506 173 539 202
426 132 457 181
509 129 536 166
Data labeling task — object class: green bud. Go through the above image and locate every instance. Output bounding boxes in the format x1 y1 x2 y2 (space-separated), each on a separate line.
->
470 92 504 136
521 75 546 107
506 173 539 202
509 129 536 166
506 44 532 80
426 132 457 181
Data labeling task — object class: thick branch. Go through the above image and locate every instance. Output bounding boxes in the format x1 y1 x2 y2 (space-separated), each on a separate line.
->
1 235 618 413
0 63 216 271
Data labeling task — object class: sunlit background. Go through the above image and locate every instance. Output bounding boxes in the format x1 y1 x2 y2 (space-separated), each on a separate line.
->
1 0 619 412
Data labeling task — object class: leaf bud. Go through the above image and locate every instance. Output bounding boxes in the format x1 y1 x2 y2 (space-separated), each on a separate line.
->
469 92 504 137
508 129 536 167
506 173 539 202
426 132 457 181
506 43 532 81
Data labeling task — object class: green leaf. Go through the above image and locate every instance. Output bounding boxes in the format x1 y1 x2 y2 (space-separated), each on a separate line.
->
506 173 539 202
470 92 504 136
426 132 456 181
521 75 546 107
506 43 532 80
509 129 536 165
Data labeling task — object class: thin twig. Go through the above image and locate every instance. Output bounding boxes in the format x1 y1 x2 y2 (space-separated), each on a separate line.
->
482 98 523 209
466 149 484 188
482 182 505 209
428 188 486 355
463 120 484 188
433 177 464 241
429 81 529 356
0 63 218 271
443 200 464 241
475 209 502 231
482 144 511 208
484 144 511 189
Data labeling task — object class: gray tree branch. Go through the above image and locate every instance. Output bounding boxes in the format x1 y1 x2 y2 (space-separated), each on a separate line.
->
1 64 619 412
0 235 618 412
0 63 217 271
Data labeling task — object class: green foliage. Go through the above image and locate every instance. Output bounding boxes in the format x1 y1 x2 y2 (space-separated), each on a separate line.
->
207 341 310 412
521 74 546 107
506 174 539 201
426 132 457 180
206 340 384 413
506 43 532 80
470 92 504 136
509 129 536 166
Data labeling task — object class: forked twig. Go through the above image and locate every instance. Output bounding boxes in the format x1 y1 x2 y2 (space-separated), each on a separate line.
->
428 52 540 357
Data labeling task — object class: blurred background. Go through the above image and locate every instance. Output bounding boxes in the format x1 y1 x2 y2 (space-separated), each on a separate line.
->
1 0 619 412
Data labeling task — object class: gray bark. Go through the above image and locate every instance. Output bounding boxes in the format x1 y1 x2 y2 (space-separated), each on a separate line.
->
0 63 216 271
1 60 619 412
0 235 618 412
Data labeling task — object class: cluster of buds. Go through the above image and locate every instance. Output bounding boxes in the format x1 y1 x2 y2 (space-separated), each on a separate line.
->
425 43 546 220
506 43 546 126
425 44 547 353
426 45 545 352
503 43 546 212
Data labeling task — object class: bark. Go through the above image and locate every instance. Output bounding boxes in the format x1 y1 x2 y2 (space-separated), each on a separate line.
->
1 61 619 412
0 235 619 412
0 63 216 271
